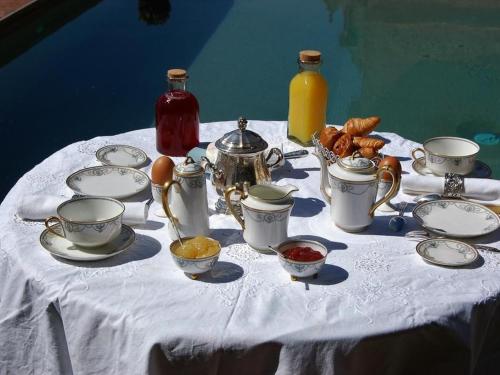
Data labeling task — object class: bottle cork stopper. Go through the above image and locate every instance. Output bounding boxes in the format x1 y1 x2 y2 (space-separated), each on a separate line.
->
299 50 321 63
167 69 187 79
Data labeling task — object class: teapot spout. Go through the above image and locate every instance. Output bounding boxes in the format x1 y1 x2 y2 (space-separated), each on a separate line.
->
312 152 332 204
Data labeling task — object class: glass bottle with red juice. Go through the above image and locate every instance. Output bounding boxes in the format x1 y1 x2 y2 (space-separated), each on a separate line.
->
155 68 199 156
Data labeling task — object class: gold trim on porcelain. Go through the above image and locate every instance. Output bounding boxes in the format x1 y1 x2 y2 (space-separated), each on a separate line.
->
56 197 125 224
422 137 480 158
328 173 377 185
240 200 294 213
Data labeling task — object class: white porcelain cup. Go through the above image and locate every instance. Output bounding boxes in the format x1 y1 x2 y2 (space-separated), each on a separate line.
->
412 137 479 176
45 197 124 247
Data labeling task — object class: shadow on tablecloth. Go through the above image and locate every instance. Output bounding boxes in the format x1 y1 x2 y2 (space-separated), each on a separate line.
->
195 261 244 284
292 197 326 217
53 233 162 268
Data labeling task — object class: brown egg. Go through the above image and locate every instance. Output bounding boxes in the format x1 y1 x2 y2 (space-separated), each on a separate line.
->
378 156 401 181
151 156 175 185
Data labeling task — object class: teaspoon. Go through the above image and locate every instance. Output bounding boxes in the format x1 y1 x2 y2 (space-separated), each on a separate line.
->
413 193 442 204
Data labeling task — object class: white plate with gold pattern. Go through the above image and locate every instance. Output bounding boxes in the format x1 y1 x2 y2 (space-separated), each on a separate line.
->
416 238 478 267
412 157 491 178
96 144 147 168
413 199 500 238
67 166 150 199
40 224 135 261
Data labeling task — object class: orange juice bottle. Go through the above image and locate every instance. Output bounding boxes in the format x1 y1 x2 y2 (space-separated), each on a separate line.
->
287 50 328 146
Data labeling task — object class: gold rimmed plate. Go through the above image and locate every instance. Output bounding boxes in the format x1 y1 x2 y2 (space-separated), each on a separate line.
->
96 144 147 168
416 238 478 267
66 166 150 199
412 199 500 238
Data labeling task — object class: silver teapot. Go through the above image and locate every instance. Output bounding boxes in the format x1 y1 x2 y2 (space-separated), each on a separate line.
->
203 117 284 212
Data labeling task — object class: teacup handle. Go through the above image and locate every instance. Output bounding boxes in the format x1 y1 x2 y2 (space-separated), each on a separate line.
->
224 186 246 230
44 216 66 238
411 147 426 167
162 180 181 226
369 166 401 217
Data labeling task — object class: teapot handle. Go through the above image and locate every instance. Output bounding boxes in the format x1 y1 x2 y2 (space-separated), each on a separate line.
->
369 166 401 217
162 180 181 226
224 185 246 230
265 147 284 171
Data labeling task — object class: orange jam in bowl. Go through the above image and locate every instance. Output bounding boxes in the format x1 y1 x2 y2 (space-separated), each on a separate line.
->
171 236 220 259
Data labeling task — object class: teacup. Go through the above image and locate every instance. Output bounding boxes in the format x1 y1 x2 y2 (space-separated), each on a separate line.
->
45 197 124 247
412 137 479 176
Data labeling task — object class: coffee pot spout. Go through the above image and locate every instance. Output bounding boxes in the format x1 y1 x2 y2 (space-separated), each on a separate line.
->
313 152 332 204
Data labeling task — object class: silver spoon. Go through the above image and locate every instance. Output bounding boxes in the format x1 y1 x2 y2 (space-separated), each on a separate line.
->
405 230 500 252
267 246 281 255
169 218 184 247
413 193 442 204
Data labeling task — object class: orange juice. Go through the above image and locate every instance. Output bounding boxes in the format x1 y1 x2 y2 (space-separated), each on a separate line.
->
287 50 328 146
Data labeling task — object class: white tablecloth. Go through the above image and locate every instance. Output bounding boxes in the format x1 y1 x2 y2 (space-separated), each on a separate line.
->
1 121 499 374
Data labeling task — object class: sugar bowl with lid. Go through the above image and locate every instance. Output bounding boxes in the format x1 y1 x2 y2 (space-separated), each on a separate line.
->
315 154 400 232
203 117 284 212
224 183 297 252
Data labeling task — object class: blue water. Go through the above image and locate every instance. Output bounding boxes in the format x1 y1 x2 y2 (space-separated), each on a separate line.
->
1 0 499 199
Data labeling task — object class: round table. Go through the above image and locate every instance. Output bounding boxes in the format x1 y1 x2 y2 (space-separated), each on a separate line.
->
1 121 499 374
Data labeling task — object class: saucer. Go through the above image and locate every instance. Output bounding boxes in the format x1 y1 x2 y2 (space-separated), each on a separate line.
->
96 145 147 168
67 166 150 199
416 238 478 267
412 157 491 178
40 224 135 261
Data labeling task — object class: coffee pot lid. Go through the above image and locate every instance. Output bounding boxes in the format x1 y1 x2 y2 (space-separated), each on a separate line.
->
175 156 204 177
329 156 377 182
337 156 376 173
215 117 268 155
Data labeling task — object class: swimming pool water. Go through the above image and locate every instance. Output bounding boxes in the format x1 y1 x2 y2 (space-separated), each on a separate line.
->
0 0 499 199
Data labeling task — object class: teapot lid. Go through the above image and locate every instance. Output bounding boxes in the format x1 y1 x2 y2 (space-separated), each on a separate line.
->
175 156 204 177
329 156 377 182
215 117 268 155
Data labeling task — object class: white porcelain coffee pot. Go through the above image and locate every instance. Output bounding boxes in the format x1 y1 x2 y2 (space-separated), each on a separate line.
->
224 183 297 252
315 155 400 232
162 157 210 239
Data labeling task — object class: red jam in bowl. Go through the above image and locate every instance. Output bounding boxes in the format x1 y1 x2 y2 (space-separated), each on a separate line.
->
282 246 324 262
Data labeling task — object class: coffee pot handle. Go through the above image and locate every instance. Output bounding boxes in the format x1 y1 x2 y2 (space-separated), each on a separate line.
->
224 185 246 230
369 166 401 217
162 181 181 226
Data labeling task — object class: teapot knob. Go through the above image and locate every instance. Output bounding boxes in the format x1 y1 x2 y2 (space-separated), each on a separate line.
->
238 116 247 131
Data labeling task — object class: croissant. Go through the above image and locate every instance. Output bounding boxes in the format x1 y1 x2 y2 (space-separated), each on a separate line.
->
357 147 377 159
319 127 342 150
353 136 385 150
333 133 354 157
342 117 380 136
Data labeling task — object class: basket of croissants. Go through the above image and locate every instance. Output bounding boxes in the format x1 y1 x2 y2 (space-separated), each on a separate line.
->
312 116 385 163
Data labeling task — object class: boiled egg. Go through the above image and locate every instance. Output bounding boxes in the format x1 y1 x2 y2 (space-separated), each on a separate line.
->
151 156 175 185
378 156 401 181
